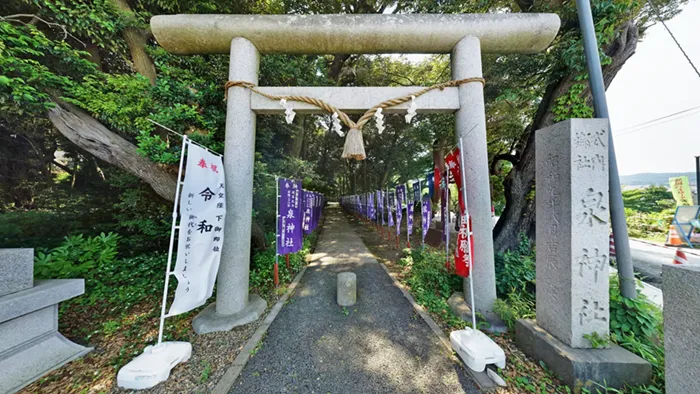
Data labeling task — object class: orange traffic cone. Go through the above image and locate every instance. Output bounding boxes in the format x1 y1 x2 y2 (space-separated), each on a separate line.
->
673 249 689 265
666 225 684 246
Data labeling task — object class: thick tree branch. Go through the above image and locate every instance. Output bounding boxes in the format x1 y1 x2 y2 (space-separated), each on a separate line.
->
51 159 73 174
47 99 177 201
490 153 519 174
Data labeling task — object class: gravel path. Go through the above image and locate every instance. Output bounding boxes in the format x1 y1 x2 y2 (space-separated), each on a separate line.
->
230 205 480 394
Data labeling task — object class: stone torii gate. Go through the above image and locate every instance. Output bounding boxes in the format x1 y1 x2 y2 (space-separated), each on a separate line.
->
151 14 560 334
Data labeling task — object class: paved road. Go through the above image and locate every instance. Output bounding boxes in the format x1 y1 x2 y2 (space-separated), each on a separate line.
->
628 239 700 286
230 206 479 394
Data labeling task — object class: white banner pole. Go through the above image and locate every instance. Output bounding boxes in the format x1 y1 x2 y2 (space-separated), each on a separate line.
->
459 137 476 330
419 179 423 246
158 135 189 344
275 176 280 286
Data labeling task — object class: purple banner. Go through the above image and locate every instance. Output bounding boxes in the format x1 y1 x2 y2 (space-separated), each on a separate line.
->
388 192 395 227
421 195 431 242
407 198 414 235
313 192 322 230
302 190 313 235
427 173 435 199
377 190 384 225
395 185 405 236
369 192 376 221
412 181 420 204
278 178 303 254
441 174 449 243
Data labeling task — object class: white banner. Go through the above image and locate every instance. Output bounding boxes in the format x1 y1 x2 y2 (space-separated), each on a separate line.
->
169 143 226 316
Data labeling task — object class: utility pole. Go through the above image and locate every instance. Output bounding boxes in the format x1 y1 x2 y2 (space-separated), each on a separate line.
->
576 0 637 298
695 156 700 205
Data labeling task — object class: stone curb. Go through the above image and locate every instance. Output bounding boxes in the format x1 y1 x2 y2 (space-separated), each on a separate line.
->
211 265 309 394
377 262 498 392
631 237 700 256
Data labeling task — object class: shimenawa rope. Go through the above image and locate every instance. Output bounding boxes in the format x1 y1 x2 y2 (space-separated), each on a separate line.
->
223 77 485 160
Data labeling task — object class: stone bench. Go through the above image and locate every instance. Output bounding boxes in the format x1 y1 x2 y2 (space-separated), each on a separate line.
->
0 249 91 394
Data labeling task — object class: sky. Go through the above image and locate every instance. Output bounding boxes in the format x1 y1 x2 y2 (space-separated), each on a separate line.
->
607 1 700 175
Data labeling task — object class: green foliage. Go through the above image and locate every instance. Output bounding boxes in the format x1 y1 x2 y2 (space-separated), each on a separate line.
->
249 232 316 293
623 186 675 214
616 333 665 391
609 277 660 341
552 82 594 122
405 247 462 301
34 232 119 279
584 331 611 349
32 230 166 309
494 233 536 297
0 21 96 115
81 252 166 309
623 186 675 242
494 290 536 330
402 247 465 327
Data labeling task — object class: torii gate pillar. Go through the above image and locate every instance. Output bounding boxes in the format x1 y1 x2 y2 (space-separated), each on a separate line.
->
192 38 267 334
453 37 497 317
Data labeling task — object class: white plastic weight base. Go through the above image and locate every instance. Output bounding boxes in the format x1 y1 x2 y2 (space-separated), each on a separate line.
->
117 341 192 390
450 328 506 372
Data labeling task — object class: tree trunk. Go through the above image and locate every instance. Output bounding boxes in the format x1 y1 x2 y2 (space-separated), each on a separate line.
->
285 115 306 157
112 0 157 85
493 21 638 253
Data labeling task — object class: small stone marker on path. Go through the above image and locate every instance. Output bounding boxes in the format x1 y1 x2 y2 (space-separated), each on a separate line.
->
515 119 651 391
0 249 91 394
663 263 700 394
337 272 357 307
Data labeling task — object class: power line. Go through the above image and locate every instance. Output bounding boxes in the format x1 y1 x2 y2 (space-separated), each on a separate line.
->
615 104 700 136
647 0 700 79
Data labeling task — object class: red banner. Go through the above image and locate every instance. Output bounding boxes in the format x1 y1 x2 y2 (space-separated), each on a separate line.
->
445 148 472 278
454 214 473 277
445 149 464 212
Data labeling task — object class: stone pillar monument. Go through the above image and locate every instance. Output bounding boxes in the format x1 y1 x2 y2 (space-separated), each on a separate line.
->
663 263 700 394
192 38 267 334
0 249 91 393
515 119 650 391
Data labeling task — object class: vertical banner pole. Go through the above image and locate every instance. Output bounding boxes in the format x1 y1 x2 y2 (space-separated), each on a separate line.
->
419 179 424 247
274 177 279 287
158 135 189 344
386 186 391 241
459 138 477 330
445 166 450 271
407 183 411 249
285 253 290 270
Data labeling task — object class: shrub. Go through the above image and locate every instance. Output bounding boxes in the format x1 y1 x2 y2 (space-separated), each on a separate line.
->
609 277 660 340
249 232 316 294
494 290 536 330
82 253 166 309
34 232 120 279
494 233 536 298
405 247 462 301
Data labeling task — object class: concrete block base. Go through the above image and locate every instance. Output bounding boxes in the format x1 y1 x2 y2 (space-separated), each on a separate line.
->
447 292 507 334
0 332 91 394
515 319 651 392
192 294 267 335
